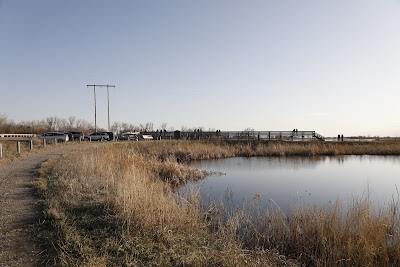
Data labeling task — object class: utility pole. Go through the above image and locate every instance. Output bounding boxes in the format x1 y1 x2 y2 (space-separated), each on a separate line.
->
87 84 116 132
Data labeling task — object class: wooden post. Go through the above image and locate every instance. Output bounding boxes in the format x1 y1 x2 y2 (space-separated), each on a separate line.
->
17 141 21 154
54 138 57 145
0 144 2 159
29 140 33 150
43 139 46 147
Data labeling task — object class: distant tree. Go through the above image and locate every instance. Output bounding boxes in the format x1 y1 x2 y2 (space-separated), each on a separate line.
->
131 124 140 132
147 122 154 132
58 118 68 131
0 114 7 132
242 127 255 137
121 123 129 132
75 119 93 132
139 122 153 132
111 122 122 134
67 116 76 129
46 117 59 131
160 122 168 131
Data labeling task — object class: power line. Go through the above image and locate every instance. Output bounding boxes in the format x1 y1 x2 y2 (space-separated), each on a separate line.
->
86 84 116 132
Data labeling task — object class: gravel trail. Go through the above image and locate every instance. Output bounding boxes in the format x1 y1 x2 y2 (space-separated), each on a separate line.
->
0 144 83 267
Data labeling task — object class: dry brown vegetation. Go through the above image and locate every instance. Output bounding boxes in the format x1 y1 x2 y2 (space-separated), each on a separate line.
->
0 139 46 162
37 142 296 266
36 140 400 266
225 197 400 266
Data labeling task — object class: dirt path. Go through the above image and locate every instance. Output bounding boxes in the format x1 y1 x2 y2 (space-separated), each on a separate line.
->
0 144 83 267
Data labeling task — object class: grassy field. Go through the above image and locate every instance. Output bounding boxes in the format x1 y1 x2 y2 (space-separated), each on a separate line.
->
36 140 400 266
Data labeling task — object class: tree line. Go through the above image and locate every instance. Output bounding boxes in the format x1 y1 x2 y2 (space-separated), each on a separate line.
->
0 115 177 135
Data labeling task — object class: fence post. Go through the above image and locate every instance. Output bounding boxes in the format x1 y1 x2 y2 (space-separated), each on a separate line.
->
43 139 46 147
54 138 57 145
29 140 33 150
17 141 21 154
0 144 2 159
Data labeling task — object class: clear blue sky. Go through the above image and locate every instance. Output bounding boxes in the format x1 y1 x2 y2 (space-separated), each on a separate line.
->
1 0 400 136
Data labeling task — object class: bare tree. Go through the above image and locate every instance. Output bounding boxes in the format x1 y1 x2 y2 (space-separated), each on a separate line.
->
121 123 129 132
146 122 153 132
139 122 153 132
0 114 7 132
46 117 60 131
242 127 255 137
67 116 76 129
58 118 68 131
160 122 168 131
111 122 122 134
75 119 93 132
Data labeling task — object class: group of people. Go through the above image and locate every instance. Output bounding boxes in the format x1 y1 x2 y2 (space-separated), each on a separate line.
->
338 134 344 141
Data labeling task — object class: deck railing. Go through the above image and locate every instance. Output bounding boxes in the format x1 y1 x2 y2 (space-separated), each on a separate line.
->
147 130 325 141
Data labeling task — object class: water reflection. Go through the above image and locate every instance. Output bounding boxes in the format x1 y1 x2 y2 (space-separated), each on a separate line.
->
185 156 400 212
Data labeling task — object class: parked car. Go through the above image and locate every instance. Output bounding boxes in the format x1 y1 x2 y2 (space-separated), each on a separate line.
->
64 131 84 141
84 132 109 141
119 132 139 141
141 134 154 140
37 132 69 142
98 131 114 141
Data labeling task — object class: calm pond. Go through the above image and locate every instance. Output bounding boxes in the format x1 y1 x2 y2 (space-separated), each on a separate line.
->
185 156 400 211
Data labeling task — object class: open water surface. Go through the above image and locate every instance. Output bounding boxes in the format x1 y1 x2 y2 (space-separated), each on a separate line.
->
185 156 400 211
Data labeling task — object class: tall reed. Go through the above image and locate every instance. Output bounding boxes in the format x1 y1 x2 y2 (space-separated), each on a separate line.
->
221 196 400 266
39 143 289 266
37 140 400 266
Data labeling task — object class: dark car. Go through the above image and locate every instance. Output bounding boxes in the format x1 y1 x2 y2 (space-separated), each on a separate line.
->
119 132 139 141
83 132 109 141
65 131 84 141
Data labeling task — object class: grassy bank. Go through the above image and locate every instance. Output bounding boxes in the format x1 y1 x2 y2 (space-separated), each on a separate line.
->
36 142 295 266
0 139 45 162
226 139 400 156
36 140 400 266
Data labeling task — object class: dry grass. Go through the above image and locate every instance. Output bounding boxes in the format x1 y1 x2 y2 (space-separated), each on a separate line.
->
0 138 66 163
229 197 400 267
37 143 294 266
232 140 400 157
35 140 400 266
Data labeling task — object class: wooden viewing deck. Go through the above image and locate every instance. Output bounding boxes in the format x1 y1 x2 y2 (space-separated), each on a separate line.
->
147 130 325 141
